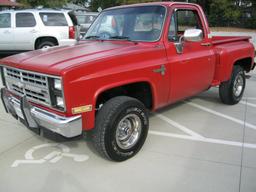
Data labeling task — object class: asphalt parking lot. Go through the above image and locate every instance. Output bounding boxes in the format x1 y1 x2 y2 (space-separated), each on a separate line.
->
0 55 256 192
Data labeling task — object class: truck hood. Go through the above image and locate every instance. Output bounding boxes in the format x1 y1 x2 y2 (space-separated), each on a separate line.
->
0 41 139 75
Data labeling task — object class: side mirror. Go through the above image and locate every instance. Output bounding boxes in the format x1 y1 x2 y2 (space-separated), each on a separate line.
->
174 29 203 54
184 29 203 42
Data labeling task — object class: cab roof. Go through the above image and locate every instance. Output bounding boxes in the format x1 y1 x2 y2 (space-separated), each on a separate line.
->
0 9 71 14
105 2 199 11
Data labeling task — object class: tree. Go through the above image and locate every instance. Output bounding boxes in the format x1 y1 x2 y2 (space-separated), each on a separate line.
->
89 0 255 29
237 0 256 28
90 0 158 11
18 0 68 8
91 0 121 11
208 0 241 27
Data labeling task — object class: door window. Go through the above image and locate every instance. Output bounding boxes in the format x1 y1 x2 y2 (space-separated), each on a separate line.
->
85 15 97 24
168 9 204 41
16 13 36 27
39 13 68 26
0 13 11 28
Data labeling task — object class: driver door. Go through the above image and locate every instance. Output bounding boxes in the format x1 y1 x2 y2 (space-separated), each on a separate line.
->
166 7 215 103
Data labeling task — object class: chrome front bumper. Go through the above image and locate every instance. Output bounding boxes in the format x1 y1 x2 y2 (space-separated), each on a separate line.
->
1 88 82 138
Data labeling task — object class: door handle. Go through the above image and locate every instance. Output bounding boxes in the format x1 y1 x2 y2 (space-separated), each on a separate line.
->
180 60 189 64
153 65 166 76
30 29 38 33
201 42 212 47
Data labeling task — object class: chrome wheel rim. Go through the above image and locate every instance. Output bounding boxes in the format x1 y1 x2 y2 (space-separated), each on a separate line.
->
116 114 142 150
233 72 244 97
42 45 51 49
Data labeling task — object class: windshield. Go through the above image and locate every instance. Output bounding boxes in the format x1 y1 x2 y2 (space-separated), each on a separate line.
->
84 6 166 42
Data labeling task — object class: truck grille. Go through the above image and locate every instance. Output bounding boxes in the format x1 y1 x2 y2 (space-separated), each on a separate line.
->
4 67 51 106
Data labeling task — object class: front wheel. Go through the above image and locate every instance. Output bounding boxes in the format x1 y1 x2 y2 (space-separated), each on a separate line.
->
92 96 149 161
219 65 246 105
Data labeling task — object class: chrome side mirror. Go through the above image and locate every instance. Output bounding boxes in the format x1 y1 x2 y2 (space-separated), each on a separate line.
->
174 29 203 54
184 29 203 42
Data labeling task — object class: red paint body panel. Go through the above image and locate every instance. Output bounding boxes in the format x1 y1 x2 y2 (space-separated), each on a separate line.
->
0 2 255 131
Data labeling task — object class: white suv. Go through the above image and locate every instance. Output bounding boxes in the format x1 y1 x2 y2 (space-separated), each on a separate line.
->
0 9 79 52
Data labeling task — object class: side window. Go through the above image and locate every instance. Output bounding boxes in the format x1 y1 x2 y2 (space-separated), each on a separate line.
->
85 15 97 24
77 15 86 24
168 9 204 41
168 14 177 41
16 13 36 27
177 10 203 34
0 13 11 28
68 11 78 26
39 13 68 26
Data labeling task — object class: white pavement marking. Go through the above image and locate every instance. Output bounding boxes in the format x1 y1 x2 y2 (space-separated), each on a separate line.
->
155 113 204 138
240 100 256 108
151 114 256 149
25 144 69 160
11 159 46 167
149 130 256 149
245 97 256 100
185 101 256 130
12 143 89 168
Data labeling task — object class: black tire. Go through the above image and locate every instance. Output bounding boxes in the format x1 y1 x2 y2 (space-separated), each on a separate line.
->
36 40 56 49
219 65 246 105
92 96 149 162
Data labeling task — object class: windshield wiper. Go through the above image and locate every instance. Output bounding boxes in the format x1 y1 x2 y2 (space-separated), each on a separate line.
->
84 35 100 40
110 36 131 40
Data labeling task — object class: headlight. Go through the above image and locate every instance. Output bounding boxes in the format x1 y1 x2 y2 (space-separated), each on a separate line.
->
56 96 64 108
54 79 62 90
49 77 65 111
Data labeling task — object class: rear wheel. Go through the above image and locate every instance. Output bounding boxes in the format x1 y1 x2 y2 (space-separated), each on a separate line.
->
36 40 56 49
92 96 149 161
219 65 246 105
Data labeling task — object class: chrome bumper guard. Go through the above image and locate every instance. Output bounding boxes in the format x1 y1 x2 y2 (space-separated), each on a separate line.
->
1 88 82 138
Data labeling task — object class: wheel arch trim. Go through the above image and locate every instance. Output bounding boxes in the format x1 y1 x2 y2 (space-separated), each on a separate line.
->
93 78 157 111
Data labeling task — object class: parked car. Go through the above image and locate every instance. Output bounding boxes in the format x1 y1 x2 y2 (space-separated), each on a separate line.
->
0 2 255 162
0 9 79 53
75 11 98 38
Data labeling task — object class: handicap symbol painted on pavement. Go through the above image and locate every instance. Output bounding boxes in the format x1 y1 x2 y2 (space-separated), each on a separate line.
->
12 143 89 167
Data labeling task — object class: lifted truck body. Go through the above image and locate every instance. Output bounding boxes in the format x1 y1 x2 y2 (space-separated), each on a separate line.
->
0 2 255 161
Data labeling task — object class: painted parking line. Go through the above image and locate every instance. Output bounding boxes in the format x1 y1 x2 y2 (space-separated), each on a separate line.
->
155 114 204 138
150 114 256 149
149 130 256 149
240 100 256 108
185 101 256 130
245 97 256 100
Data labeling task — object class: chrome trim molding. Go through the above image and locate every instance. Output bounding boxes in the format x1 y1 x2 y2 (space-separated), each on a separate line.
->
1 88 82 138
2 66 66 112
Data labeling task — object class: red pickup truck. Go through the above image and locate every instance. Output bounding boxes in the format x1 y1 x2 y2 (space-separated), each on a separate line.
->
0 2 255 161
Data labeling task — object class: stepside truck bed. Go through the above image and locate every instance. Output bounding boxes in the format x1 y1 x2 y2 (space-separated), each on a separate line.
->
212 36 252 45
